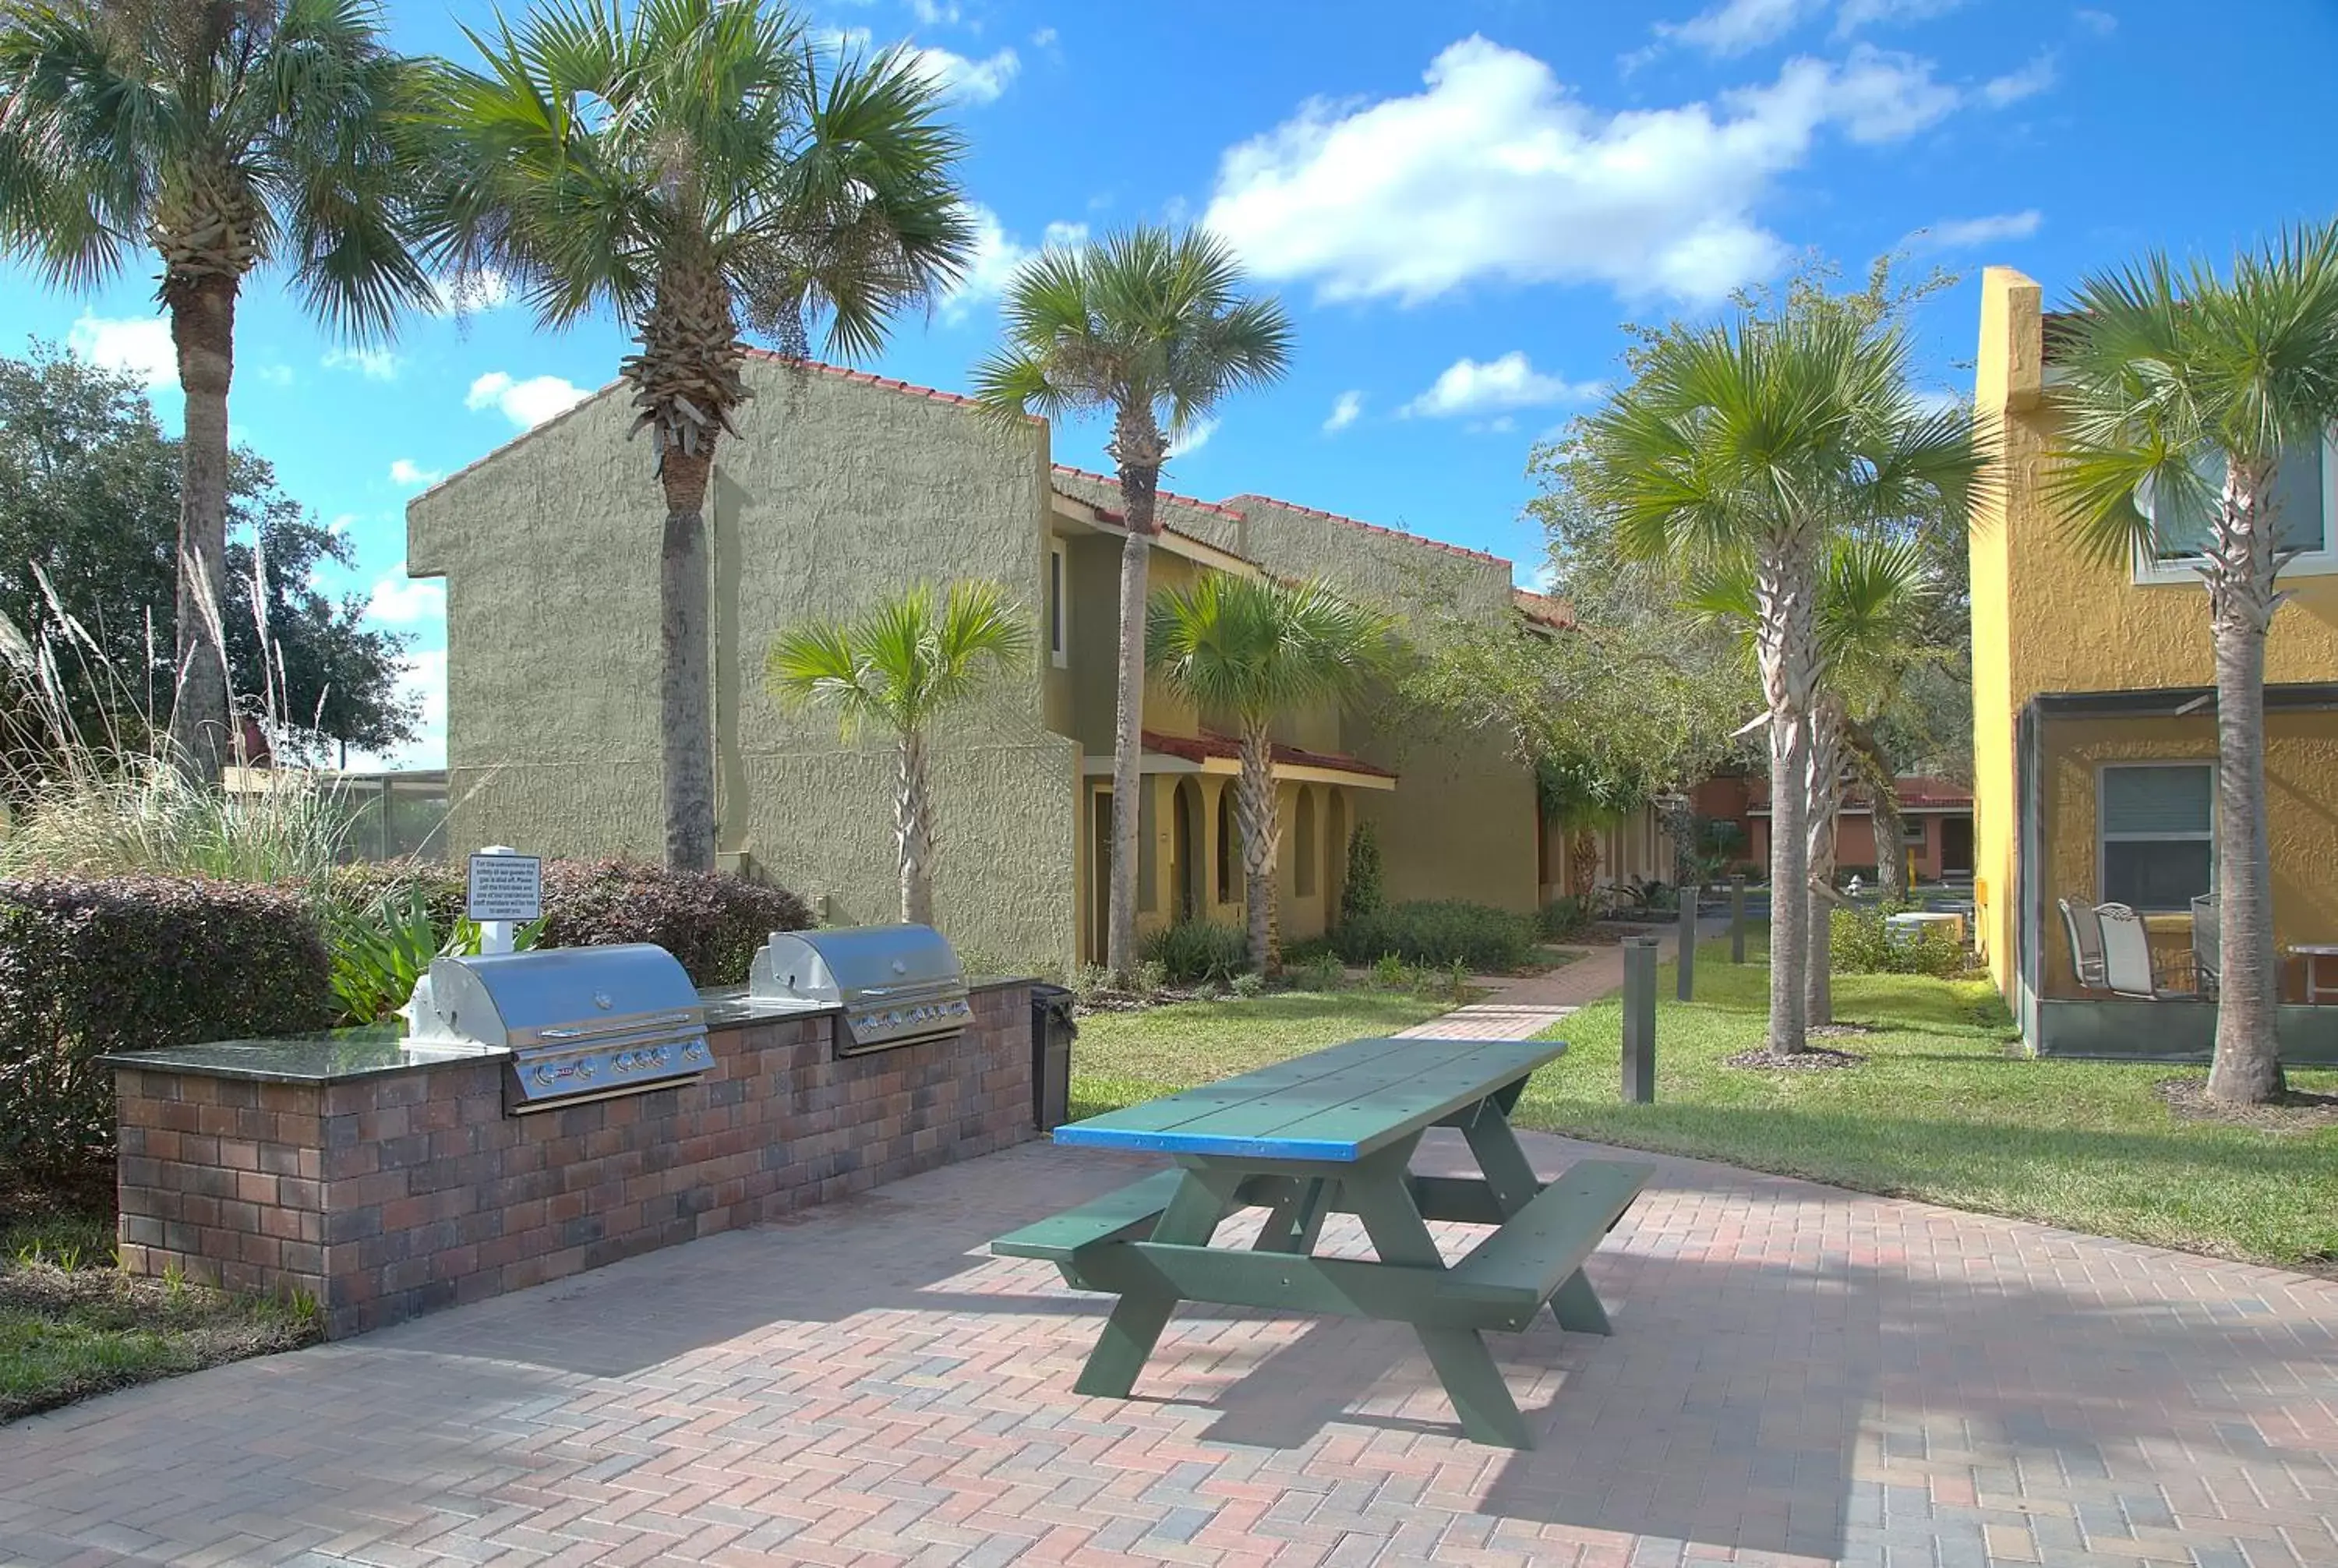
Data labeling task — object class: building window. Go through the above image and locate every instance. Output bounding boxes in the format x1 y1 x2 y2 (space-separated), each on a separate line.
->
2138 434 2337 582
1294 788 1317 897
1047 542 1068 668
1902 820 1928 845
2098 763 2213 912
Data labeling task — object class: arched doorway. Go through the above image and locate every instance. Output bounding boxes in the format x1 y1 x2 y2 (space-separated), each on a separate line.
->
1172 778 1204 921
1325 790 1348 923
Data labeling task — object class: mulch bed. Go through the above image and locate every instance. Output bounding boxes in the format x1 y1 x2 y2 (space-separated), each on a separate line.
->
2157 1078 2338 1133
1564 922 1665 948
1725 1044 1868 1072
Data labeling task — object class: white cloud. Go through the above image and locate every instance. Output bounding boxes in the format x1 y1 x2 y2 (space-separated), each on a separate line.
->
465 369 592 429
366 572 445 626
430 269 514 314
252 363 295 387
1912 210 2042 250
1833 0 1969 33
389 458 441 489
67 313 175 390
323 347 400 381
1167 418 1218 458
1981 51 2057 107
910 45 1019 104
1030 25 1058 48
2075 8 2117 37
1404 353 1601 418
1323 390 1364 433
941 204 1088 321
1644 0 1965 61
326 513 358 536
1203 37 1962 307
910 0 960 21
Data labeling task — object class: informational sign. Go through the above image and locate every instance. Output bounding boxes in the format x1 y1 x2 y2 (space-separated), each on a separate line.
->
467 851 543 923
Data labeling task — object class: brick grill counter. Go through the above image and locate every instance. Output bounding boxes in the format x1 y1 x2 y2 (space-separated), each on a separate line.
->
108 979 1035 1337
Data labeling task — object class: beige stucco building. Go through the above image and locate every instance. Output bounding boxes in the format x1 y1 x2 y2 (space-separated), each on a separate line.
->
408 355 1602 973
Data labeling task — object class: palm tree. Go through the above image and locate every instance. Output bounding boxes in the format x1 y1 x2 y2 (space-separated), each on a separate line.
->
766 581 1030 924
1693 535 1933 1022
1578 305 1985 1054
415 0 973 873
973 228 1291 979
2046 223 2338 1106
0 0 432 784
1146 574 1390 974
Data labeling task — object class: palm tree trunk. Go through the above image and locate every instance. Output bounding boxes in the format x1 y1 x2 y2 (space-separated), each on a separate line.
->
659 449 716 872
897 727 934 925
1803 707 1844 1027
1857 726 1909 902
1754 531 1817 1054
2205 466 2283 1104
166 277 237 786
1236 719 1280 975
1107 436 1166 980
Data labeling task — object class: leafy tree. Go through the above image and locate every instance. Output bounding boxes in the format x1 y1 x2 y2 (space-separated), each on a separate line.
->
2044 222 2338 1106
1575 302 1986 1057
766 581 1031 924
0 342 415 785
974 227 1291 979
1145 575 1389 974
416 0 973 872
0 0 433 782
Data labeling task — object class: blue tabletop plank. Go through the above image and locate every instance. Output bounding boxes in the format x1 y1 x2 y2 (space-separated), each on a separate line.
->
1052 1037 1567 1162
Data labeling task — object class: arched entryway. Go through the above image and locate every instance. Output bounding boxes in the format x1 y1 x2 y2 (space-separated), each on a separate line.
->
1172 777 1205 921
1325 790 1348 921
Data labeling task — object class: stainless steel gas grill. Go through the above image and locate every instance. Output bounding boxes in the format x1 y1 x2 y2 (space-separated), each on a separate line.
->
402 945 712 1114
747 923 971 1057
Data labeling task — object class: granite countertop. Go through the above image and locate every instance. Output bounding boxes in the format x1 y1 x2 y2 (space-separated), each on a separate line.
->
105 975 1041 1083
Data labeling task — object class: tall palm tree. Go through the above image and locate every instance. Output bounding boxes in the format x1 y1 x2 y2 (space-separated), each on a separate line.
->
973 228 1291 979
2046 223 2338 1106
0 0 432 784
1693 535 1933 1022
766 580 1030 924
1146 574 1390 974
1579 306 1985 1055
415 0 972 871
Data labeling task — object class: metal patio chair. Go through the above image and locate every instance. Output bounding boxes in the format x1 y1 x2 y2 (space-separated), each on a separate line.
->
2057 896 2109 991
2190 892 2220 1001
2096 902 2199 1001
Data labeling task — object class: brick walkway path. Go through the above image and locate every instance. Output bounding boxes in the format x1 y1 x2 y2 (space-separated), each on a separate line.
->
1397 920 1715 1040
5 1130 2333 1567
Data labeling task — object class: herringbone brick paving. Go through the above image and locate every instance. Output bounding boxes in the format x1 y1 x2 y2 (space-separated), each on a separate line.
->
4 1128 2333 1568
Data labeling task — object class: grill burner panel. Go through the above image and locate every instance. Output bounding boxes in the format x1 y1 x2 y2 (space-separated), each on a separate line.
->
403 944 712 1114
748 923 970 1057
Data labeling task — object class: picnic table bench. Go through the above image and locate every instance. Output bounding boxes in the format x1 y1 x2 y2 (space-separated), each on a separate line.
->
991 1035 1653 1448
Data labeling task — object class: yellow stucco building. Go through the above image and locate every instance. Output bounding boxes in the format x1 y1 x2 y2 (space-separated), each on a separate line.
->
1970 267 2338 1058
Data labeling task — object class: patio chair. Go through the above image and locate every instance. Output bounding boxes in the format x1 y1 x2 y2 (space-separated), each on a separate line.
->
2096 902 2198 1001
2057 897 2109 991
2190 892 2220 1001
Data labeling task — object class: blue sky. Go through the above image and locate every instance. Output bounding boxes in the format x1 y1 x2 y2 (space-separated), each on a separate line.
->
5 0 2334 768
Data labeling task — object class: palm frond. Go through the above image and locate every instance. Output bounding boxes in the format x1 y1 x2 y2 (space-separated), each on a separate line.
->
1146 575 1392 729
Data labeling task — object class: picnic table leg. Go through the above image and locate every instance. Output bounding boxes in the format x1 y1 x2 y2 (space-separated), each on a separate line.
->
1344 1145 1534 1450
1252 1178 1334 1254
1072 1167 1238 1400
1460 1100 1615 1334
1550 1269 1613 1335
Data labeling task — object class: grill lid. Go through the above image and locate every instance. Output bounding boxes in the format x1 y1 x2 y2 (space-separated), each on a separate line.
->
408 944 703 1051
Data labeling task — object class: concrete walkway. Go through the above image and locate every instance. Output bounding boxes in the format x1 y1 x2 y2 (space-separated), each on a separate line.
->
1397 918 1715 1040
7 1128 2335 1567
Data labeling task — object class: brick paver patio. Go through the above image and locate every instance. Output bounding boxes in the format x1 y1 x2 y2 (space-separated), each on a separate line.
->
4 1130 2333 1567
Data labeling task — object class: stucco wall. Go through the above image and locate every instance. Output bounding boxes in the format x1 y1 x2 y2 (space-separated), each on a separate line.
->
1971 267 2338 999
409 359 1081 973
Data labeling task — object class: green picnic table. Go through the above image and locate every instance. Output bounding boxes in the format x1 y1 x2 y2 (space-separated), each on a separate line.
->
991 1035 1654 1449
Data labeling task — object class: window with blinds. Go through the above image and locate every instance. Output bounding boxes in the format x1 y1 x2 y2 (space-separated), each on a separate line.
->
2098 763 2213 911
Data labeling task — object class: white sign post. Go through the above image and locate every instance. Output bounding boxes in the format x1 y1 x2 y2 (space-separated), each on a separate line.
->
467 846 542 955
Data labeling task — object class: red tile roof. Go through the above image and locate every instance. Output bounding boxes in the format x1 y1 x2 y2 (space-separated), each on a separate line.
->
1223 492 1511 569
1141 729 1397 780
1512 587 1576 630
739 348 1041 418
1051 464 1248 520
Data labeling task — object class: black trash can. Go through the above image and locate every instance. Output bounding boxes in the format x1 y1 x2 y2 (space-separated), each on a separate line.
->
1029 982 1076 1132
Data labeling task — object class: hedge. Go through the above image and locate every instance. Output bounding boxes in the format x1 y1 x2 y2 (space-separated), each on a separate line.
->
2 861 814 1171
0 876 340 1172
1331 899 1539 973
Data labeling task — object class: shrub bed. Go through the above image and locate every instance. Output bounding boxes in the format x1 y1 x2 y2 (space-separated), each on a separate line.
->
1140 919 1249 984
0 877 340 1171
1830 906 1965 979
1331 899 1538 973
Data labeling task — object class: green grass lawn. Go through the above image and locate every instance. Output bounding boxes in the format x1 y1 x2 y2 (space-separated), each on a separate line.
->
1515 940 2338 1273
1 1178 320 1423
1069 988 1449 1120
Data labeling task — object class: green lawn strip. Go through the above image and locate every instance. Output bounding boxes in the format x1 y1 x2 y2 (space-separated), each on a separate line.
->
1069 988 1449 1118
1517 938 2338 1273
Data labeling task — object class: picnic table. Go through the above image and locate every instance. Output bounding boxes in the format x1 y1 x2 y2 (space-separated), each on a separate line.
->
991 1035 1653 1449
